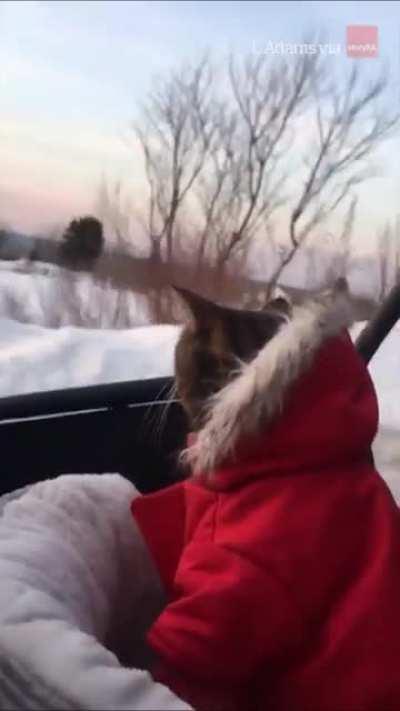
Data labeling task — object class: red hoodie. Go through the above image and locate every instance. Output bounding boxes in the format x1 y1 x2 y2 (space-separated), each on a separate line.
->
132 331 400 711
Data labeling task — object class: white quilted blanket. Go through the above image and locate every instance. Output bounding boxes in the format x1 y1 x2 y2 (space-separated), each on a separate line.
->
0 474 191 710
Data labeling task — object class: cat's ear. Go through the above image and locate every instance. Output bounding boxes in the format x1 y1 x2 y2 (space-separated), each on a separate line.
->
172 285 222 328
266 287 292 317
267 296 291 317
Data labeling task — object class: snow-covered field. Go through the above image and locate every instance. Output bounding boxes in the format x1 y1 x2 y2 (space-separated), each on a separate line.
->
0 317 395 416
0 259 176 395
350 322 400 432
0 260 398 500
0 317 180 396
0 260 146 328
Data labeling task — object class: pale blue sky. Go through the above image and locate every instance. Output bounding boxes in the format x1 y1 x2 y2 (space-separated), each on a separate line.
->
1 0 400 241
2 1 399 124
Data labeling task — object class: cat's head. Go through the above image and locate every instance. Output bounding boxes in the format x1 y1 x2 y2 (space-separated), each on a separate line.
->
173 286 290 429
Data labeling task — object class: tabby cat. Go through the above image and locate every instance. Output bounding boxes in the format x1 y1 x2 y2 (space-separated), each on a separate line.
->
173 286 290 430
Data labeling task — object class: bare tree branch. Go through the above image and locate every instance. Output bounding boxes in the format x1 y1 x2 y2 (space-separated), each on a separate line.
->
194 49 322 270
135 56 217 261
130 48 399 317
269 66 399 288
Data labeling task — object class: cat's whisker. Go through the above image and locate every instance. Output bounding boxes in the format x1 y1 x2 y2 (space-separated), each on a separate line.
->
146 380 178 446
154 381 178 447
139 379 176 441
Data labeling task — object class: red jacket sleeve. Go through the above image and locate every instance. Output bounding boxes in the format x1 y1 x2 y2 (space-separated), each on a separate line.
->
148 541 304 688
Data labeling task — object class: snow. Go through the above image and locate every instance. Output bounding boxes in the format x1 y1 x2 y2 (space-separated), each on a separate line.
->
351 321 400 432
0 260 147 329
350 322 400 501
349 322 400 500
0 259 180 396
0 317 181 397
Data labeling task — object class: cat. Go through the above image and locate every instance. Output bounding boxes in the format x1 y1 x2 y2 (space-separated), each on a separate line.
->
173 285 290 430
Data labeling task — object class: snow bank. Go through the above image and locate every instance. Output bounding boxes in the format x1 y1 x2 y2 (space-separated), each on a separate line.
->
0 316 398 431
350 323 400 501
351 322 400 432
0 260 146 329
0 318 180 398
0 315 399 435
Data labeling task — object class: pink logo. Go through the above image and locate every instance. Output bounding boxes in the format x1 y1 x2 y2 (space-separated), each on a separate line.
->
346 26 378 58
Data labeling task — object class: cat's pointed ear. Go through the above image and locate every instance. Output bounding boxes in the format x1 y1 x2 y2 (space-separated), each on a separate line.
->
172 285 221 327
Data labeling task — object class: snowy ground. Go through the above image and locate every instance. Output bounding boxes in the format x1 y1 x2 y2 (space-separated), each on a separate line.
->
351 322 400 501
0 317 180 396
350 322 400 431
0 259 146 328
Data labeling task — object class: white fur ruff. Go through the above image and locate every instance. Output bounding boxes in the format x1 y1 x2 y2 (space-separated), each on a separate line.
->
185 287 355 476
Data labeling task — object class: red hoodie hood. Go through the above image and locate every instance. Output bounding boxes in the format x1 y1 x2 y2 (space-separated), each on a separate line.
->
197 332 378 490
183 286 378 488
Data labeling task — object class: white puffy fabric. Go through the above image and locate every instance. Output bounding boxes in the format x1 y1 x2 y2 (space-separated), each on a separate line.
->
0 473 191 710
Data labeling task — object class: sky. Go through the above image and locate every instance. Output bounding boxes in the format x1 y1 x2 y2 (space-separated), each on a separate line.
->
1 0 400 250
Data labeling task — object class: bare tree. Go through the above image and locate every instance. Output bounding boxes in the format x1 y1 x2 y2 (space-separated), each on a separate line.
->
135 49 324 273
268 66 399 289
195 50 323 270
135 57 218 263
195 106 238 268
131 49 399 319
321 196 358 286
96 178 133 253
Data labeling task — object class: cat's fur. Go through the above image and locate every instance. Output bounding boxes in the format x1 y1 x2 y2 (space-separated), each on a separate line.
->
174 280 355 475
174 287 290 429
